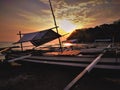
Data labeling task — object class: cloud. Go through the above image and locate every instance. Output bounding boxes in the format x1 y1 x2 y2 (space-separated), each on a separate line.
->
1 0 120 28
0 0 55 30
46 0 119 28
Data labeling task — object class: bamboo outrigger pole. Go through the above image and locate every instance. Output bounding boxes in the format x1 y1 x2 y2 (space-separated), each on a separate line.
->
49 0 63 52
8 54 31 63
64 44 111 90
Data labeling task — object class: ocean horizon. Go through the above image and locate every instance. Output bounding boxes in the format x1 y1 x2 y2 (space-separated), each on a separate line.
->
0 42 13 48
0 41 61 51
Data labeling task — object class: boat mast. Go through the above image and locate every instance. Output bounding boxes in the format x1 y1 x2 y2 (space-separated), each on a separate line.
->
17 31 23 51
48 0 63 52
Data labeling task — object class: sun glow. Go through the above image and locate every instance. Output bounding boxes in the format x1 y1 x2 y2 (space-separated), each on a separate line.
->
63 42 73 47
59 19 76 32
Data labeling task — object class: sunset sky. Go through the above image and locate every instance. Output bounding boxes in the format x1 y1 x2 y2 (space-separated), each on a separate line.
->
0 0 120 42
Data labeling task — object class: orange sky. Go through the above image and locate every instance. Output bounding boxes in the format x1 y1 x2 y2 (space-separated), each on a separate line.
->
0 0 120 42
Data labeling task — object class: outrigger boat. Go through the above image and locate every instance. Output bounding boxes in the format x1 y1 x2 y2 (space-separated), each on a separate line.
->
0 0 120 90
1 32 120 90
3 38 120 70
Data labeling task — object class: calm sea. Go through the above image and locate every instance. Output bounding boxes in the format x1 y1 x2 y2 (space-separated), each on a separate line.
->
0 41 60 51
0 42 13 48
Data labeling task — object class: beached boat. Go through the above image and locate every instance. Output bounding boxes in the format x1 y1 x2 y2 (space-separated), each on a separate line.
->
1 34 119 90
1 1 120 90
3 39 120 70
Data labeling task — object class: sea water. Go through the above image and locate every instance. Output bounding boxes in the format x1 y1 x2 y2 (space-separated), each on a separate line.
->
0 42 13 60
0 41 55 60
0 42 34 51
0 42 13 48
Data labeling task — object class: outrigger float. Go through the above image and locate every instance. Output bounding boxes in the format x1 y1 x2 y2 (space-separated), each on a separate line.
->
0 0 120 90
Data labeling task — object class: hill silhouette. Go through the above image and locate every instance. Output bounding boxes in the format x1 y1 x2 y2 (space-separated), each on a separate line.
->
67 19 120 43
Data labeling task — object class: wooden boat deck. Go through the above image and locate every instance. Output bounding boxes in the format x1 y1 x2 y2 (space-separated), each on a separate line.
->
43 50 81 56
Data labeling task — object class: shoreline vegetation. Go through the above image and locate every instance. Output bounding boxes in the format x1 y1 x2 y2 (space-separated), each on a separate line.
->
67 19 120 43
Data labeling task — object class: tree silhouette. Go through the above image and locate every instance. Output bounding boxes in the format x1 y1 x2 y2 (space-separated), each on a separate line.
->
67 19 120 43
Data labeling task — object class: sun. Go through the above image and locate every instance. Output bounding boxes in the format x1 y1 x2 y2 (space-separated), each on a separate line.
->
59 19 76 32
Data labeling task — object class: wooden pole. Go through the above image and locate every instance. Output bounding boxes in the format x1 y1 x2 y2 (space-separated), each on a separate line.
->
64 44 111 90
49 0 63 52
8 54 31 62
18 31 23 51
0 48 10 53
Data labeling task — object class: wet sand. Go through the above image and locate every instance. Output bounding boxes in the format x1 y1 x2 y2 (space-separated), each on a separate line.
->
0 62 120 90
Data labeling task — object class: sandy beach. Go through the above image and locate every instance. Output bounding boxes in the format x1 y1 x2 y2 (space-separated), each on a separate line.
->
0 62 120 90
